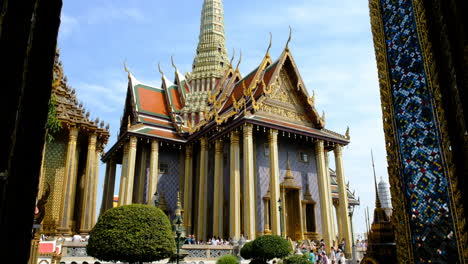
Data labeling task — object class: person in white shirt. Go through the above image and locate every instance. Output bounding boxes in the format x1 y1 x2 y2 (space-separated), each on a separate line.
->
72 234 82 242
329 246 337 264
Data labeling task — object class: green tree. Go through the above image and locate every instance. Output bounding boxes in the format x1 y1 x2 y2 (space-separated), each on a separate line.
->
251 235 292 263
240 241 254 260
283 255 310 264
216 254 239 264
45 94 61 142
86 204 175 264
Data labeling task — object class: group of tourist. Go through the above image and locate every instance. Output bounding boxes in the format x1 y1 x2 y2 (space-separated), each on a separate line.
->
184 235 232 245
295 239 347 264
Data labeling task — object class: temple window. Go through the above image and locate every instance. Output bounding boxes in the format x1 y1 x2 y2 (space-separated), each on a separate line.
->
299 151 309 163
159 163 168 174
264 144 270 157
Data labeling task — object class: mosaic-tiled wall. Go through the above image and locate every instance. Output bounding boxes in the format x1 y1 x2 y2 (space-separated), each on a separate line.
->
42 133 67 226
157 146 181 220
254 134 321 235
371 0 460 262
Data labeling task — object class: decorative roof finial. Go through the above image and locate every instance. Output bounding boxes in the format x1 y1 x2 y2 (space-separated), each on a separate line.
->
345 126 350 139
286 25 292 51
171 55 177 71
123 59 131 79
266 32 272 57
230 48 236 68
158 62 164 76
235 50 243 72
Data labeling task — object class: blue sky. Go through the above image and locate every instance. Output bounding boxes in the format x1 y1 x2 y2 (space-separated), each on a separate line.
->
58 0 389 238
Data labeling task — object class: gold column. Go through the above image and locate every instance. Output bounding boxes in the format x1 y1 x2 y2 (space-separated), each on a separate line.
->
137 146 148 203
268 129 281 235
91 148 101 226
334 145 353 258
243 124 256 240
183 145 193 234
147 139 159 204
123 136 138 205
118 142 129 206
101 159 116 214
335 202 344 243
213 139 224 237
197 137 208 240
229 131 241 239
315 139 333 250
80 133 97 233
325 153 336 242
58 127 78 233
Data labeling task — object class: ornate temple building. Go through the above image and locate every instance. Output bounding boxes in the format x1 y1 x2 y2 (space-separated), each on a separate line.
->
369 0 467 262
101 0 358 255
37 51 110 236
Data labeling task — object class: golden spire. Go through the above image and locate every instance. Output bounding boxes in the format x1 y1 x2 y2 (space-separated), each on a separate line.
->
192 0 229 79
371 149 381 208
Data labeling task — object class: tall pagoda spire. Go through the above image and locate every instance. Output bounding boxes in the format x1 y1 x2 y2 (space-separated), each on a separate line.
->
191 0 229 80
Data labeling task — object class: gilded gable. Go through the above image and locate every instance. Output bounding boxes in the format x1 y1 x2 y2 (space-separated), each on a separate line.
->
258 69 313 126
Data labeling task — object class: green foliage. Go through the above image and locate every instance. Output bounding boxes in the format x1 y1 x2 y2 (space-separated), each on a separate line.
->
251 235 292 263
283 255 310 264
216 254 239 264
46 94 61 142
240 241 254 260
86 204 175 263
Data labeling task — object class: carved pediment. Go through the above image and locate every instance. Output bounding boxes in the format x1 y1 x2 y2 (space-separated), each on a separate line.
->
259 69 313 126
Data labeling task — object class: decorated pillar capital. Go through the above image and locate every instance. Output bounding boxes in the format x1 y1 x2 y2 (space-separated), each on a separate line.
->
200 137 208 150
186 145 193 156
334 144 343 156
69 127 78 139
243 123 253 136
129 135 137 148
88 133 97 145
315 140 324 153
230 131 240 144
215 139 224 153
268 129 278 144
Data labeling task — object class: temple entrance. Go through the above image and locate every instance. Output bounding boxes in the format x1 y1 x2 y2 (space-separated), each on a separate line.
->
285 188 302 241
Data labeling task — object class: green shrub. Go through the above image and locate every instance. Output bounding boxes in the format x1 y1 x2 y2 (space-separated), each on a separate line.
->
283 255 310 264
216 254 239 264
240 241 254 259
251 235 292 262
86 204 175 263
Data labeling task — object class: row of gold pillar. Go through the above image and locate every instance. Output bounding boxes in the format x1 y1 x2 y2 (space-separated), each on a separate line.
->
51 128 101 234
101 126 352 256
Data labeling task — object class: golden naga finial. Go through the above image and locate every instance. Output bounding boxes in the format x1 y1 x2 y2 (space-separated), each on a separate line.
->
321 111 326 122
285 25 292 51
265 32 272 57
308 90 315 106
123 59 131 79
158 62 164 76
235 50 243 72
232 95 239 111
230 48 236 68
171 55 177 71
345 126 350 139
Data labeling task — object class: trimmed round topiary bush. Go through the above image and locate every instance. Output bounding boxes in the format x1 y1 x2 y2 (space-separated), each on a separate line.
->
86 204 175 264
240 241 254 260
251 235 292 263
216 254 239 264
283 254 310 264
